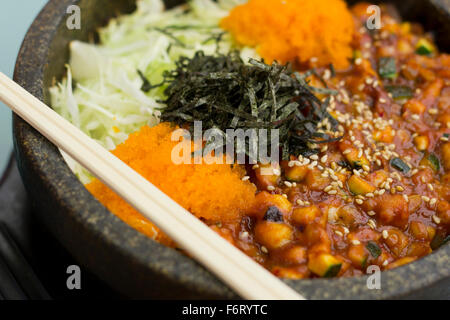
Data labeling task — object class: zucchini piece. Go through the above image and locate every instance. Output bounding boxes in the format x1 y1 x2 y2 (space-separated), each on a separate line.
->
416 38 434 56
443 142 450 171
420 153 440 172
390 157 411 173
353 50 362 61
348 175 376 195
329 63 336 78
385 85 413 100
344 149 369 169
413 135 429 151
254 221 293 250
291 205 320 226
366 241 382 258
430 232 450 250
285 165 308 182
348 244 369 269
378 57 397 79
254 163 280 188
308 253 342 278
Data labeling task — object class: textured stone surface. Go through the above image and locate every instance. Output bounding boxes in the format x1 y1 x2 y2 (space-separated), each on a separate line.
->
12 0 450 299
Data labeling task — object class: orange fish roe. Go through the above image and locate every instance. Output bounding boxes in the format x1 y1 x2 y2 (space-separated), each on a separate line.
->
86 123 256 244
220 0 355 69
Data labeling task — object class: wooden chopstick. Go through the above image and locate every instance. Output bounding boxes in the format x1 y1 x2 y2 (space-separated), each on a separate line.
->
0 223 51 300
0 72 304 300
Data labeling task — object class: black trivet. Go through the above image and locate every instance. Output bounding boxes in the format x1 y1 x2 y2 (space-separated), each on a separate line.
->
0 154 121 299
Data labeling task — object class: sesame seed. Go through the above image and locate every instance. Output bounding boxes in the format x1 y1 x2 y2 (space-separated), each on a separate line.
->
412 114 420 120
396 186 404 192
403 194 409 203
422 196 430 202
383 260 389 266
429 198 437 206
355 199 363 205
288 161 295 167
368 210 376 216
252 164 259 170
324 186 333 192
427 183 434 191
282 194 288 198
310 155 319 160
284 181 292 187
343 227 350 234
343 149 352 155
355 58 362 65
296 199 305 206
241 176 250 181
267 186 275 191
240 231 249 240
321 155 328 163
335 230 344 237
261 246 268 254
432 215 441 224
273 168 281 176
351 240 361 245
382 230 389 239
366 193 374 198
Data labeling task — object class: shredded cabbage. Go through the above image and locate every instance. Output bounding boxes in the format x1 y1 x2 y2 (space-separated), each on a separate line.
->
50 0 257 183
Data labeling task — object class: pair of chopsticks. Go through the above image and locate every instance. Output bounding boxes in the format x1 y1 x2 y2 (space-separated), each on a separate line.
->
0 72 304 300
0 222 51 299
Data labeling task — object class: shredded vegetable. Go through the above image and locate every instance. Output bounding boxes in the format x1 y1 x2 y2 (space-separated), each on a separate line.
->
50 0 253 182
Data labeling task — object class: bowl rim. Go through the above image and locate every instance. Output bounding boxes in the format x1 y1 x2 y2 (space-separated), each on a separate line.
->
12 0 450 299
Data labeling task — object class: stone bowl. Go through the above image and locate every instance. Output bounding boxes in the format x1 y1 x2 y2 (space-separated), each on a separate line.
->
13 0 450 299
